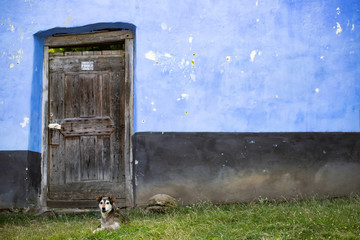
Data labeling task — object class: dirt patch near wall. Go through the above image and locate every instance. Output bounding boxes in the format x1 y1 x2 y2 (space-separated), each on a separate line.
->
136 161 360 205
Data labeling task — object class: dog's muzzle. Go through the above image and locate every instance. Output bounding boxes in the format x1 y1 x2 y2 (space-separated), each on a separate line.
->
102 207 106 212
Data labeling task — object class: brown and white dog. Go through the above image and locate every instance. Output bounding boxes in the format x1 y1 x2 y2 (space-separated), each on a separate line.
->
93 195 129 233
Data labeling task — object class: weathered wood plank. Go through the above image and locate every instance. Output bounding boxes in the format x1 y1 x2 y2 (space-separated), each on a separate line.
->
110 71 125 183
96 136 104 180
49 73 65 122
49 52 64 57
95 74 102 117
102 137 111 181
49 54 125 72
65 74 80 118
65 52 82 56
79 73 96 117
83 51 101 56
80 136 97 180
48 181 126 199
102 50 123 55
65 137 80 183
124 39 135 207
49 131 65 186
60 117 115 136
48 70 65 185
102 73 110 116
49 72 64 145
49 145 61 185
41 46 50 208
49 129 60 145
45 30 134 47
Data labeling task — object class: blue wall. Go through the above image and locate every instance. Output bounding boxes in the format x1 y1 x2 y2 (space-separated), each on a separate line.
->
1 0 360 152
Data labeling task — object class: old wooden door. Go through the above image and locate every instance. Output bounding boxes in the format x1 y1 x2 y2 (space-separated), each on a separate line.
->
47 49 125 207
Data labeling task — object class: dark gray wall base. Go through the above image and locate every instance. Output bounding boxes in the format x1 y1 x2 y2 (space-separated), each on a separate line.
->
134 132 360 205
0 151 41 209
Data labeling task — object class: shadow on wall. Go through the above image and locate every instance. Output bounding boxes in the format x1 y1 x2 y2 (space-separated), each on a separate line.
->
134 132 360 205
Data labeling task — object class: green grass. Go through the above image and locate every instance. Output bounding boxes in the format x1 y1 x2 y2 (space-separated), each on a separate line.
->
1 196 360 239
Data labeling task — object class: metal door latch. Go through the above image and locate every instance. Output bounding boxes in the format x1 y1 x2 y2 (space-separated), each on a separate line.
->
48 123 61 130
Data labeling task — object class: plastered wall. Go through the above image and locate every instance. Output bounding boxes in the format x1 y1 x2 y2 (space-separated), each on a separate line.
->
0 0 359 207
0 0 359 152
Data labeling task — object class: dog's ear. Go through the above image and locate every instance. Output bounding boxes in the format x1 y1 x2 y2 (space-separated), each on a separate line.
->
96 195 103 203
109 195 116 204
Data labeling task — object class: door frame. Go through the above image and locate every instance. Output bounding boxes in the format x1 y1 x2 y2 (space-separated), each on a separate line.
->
40 30 135 209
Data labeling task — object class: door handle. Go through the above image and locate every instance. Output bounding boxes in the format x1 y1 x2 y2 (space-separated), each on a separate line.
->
48 123 61 130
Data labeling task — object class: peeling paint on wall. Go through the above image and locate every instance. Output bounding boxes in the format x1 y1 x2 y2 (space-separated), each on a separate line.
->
177 93 189 101
6 48 23 67
9 24 15 32
150 101 157 112
335 22 342 34
190 72 196 82
145 51 157 61
20 116 29 128
250 50 258 62
160 22 171 31
64 9 73 26
25 0 33 7
1 18 16 32
66 15 73 25
336 7 341 15
163 53 172 58
161 22 167 30
145 51 172 62
181 93 189 100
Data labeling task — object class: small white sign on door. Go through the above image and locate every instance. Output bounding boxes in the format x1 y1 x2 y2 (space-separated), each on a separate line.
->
81 61 94 71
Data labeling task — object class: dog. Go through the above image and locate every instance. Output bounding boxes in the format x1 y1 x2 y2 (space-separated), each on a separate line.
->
93 195 129 233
